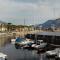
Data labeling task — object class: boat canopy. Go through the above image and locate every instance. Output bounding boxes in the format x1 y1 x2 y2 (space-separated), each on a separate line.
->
16 37 24 42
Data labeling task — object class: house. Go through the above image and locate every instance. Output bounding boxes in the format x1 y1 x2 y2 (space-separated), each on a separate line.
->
0 21 7 32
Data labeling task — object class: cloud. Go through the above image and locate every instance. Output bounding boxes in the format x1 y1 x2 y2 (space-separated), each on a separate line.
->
0 0 60 25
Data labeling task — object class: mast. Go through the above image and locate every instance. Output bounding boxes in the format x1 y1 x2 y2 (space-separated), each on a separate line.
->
24 19 25 38
33 17 37 44
35 26 37 44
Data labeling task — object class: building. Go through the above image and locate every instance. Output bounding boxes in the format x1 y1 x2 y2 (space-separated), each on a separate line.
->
25 32 60 46
0 21 7 32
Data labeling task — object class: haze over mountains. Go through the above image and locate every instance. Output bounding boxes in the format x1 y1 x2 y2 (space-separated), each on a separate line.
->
0 20 7 24
0 18 60 29
36 18 60 29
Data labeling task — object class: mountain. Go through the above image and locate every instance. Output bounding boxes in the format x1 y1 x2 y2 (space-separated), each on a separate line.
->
37 18 60 29
0 20 7 24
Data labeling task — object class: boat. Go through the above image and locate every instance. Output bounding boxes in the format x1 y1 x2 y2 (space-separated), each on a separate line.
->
11 39 16 44
55 48 60 59
15 37 24 49
55 53 60 59
45 48 60 58
15 37 34 49
0 53 7 60
31 40 47 49
19 39 34 48
46 50 57 58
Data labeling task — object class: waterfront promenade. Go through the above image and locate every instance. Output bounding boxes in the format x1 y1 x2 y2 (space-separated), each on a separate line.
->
0 30 39 47
0 30 60 47
0 30 40 47
15 30 43 38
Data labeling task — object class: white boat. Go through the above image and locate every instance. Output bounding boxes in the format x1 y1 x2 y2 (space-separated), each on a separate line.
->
55 48 60 59
31 44 37 48
15 38 34 49
20 39 34 46
46 49 58 57
11 39 16 44
57 53 60 58
0 53 7 60
31 40 47 49
46 50 57 56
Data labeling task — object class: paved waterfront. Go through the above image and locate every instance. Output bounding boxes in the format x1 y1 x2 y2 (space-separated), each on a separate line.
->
0 43 56 60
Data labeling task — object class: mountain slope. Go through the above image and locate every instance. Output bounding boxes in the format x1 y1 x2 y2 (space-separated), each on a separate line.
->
37 18 60 29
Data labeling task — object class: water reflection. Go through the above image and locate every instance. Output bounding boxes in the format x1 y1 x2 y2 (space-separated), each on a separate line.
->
0 44 56 60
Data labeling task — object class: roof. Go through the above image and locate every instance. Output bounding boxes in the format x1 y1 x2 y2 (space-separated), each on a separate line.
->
36 32 60 36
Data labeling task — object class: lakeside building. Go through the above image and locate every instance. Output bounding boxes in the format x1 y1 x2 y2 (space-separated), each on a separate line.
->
25 32 60 46
0 22 7 32
16 26 34 32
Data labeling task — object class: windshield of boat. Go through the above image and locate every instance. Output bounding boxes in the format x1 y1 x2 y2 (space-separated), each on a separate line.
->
16 37 24 42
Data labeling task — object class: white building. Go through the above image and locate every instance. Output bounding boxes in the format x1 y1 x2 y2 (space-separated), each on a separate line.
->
0 22 7 32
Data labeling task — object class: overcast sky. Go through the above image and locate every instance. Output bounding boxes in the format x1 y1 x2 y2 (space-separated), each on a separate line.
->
0 0 60 25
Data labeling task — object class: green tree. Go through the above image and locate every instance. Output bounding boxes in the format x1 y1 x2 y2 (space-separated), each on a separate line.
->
7 23 12 32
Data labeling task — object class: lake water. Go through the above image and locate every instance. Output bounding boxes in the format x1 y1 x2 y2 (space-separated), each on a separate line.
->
0 32 58 60
0 43 56 60
0 33 13 47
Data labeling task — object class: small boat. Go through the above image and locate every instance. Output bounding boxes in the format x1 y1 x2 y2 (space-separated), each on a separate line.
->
55 48 60 59
55 53 60 59
31 40 47 49
19 39 34 49
0 53 7 60
11 39 16 44
15 37 24 49
46 50 57 58
15 37 34 49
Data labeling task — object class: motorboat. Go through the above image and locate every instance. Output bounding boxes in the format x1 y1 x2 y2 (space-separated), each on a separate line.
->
54 48 60 59
46 49 57 58
46 50 57 57
15 37 34 49
19 39 34 48
0 53 7 60
31 40 47 49
15 37 24 49
11 39 16 44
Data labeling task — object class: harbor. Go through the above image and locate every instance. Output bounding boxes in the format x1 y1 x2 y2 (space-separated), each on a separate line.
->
0 0 60 60
0 31 60 60
0 43 57 60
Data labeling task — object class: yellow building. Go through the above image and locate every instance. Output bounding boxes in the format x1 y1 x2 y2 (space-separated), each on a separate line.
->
0 23 7 32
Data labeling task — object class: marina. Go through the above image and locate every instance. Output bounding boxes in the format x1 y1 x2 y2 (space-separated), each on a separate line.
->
0 43 57 60
0 0 60 60
0 32 60 60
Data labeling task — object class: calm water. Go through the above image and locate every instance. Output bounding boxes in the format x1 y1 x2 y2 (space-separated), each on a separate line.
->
0 43 56 60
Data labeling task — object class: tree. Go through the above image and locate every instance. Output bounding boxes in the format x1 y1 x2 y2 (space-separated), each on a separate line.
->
7 23 12 32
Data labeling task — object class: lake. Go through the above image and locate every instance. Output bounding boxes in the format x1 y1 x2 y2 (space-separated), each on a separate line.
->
0 43 56 60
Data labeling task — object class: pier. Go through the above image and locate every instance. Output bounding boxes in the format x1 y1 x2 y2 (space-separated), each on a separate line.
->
25 32 60 46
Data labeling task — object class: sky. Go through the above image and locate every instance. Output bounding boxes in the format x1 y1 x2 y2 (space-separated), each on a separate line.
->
0 0 60 25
